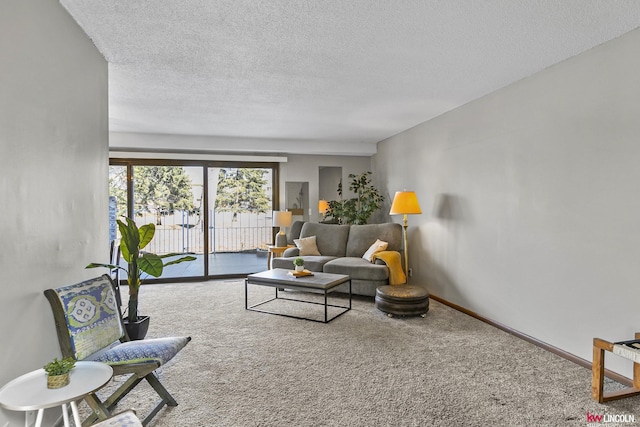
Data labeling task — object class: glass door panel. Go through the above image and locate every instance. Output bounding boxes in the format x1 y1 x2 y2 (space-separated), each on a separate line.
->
132 165 205 279
208 167 273 275
108 165 127 241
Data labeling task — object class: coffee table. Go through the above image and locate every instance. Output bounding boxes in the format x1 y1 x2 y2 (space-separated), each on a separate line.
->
245 269 351 323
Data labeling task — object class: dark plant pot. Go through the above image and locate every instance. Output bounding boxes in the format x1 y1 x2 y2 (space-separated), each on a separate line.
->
124 315 150 340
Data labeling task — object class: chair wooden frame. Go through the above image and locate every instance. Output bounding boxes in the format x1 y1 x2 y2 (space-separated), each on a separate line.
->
109 239 122 308
592 333 640 402
45 275 189 426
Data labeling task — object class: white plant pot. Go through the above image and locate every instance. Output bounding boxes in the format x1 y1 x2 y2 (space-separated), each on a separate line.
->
295 265 304 272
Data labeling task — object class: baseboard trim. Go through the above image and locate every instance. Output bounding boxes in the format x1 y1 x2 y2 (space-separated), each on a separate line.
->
429 294 633 388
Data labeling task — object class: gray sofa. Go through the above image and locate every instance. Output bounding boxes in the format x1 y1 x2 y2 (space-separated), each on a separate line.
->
272 222 403 296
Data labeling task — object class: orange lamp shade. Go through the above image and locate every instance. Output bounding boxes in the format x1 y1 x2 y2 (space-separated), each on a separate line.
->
318 200 329 214
389 191 421 215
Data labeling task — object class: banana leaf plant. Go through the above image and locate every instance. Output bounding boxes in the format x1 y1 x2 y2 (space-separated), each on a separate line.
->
87 217 196 323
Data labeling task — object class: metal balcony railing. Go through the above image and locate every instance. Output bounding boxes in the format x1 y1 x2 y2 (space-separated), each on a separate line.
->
143 226 272 254
132 211 274 255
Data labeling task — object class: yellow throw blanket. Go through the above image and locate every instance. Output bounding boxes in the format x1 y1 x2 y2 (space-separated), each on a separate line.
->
372 251 407 285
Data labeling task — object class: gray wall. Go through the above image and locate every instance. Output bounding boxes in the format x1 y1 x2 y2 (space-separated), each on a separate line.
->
374 28 640 377
319 166 342 203
280 154 372 223
0 1 108 424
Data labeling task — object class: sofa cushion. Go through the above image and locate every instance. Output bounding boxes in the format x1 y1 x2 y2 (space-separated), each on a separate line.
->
299 222 350 257
282 247 299 257
323 257 390 282
362 239 388 262
294 235 321 256
272 256 337 272
346 223 403 258
287 221 305 245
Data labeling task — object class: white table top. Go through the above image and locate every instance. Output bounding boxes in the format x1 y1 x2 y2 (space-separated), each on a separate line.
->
0 361 113 411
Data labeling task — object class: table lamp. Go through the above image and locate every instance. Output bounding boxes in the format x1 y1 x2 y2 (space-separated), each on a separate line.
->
273 210 292 247
318 199 329 219
389 190 422 277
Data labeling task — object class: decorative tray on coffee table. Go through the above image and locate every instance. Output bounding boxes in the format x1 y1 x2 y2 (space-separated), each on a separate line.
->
288 269 314 277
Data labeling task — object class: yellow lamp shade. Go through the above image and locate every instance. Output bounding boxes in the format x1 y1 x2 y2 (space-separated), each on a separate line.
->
389 191 421 215
318 199 329 214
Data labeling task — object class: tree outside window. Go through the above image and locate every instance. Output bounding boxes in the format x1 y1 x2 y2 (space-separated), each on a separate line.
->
133 166 196 225
214 168 270 219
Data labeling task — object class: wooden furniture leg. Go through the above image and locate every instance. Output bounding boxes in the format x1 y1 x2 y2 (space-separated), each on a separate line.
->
592 333 640 403
633 332 640 390
592 338 610 402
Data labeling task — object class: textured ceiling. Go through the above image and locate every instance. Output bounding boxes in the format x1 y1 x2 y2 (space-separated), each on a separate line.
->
60 0 640 156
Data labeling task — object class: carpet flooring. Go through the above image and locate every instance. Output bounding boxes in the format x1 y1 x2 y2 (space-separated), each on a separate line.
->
84 280 640 426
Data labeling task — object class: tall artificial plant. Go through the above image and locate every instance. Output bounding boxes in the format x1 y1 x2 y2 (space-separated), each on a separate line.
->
87 217 196 322
326 172 384 225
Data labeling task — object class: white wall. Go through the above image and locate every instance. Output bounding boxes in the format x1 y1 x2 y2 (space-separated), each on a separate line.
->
280 154 372 223
0 1 108 424
374 28 640 377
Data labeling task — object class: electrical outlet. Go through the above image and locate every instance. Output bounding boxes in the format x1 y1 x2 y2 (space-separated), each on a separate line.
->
25 410 37 427
408 268 413 277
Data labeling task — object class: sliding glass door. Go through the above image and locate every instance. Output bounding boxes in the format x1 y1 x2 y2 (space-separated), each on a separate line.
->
132 165 204 278
109 160 277 281
207 167 273 275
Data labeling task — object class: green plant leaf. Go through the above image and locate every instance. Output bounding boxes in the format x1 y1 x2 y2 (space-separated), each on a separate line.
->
86 262 126 273
158 252 194 259
118 218 140 262
44 357 76 375
163 255 197 267
138 252 163 277
117 220 132 262
138 223 155 250
124 217 140 247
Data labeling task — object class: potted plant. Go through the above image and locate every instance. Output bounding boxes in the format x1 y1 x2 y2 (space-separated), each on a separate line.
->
293 257 305 272
87 217 196 339
44 357 75 389
325 172 384 225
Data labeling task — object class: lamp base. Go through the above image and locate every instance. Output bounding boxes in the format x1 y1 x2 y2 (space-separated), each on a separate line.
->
275 233 288 247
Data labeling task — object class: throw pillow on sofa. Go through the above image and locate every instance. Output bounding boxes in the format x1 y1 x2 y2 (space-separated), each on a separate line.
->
294 235 321 256
362 239 388 262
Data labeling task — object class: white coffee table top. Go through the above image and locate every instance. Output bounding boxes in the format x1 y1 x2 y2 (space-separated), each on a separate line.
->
0 361 113 411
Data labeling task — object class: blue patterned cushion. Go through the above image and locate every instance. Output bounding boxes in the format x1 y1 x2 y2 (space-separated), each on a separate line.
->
87 337 190 366
54 276 124 360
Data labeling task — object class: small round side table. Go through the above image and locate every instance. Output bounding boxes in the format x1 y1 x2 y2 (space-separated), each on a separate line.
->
267 244 294 269
0 361 113 427
375 285 430 317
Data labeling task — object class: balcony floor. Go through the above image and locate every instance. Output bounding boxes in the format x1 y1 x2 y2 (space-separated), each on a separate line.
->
150 251 272 279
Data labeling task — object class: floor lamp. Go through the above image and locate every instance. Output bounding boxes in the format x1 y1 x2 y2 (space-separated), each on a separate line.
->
273 210 292 247
389 190 422 280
